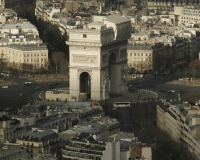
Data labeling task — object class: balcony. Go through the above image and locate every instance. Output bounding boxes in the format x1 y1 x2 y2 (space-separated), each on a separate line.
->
65 144 105 152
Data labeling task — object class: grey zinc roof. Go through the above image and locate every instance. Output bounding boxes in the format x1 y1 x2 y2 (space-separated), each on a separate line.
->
8 43 47 51
19 129 57 142
105 15 130 24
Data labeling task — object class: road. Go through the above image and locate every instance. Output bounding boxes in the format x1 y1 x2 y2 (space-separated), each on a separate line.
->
0 79 69 106
107 75 200 105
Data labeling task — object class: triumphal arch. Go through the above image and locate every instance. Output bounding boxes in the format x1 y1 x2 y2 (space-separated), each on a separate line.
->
66 15 131 101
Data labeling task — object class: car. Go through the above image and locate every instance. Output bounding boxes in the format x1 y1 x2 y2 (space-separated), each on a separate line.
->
55 83 60 86
20 93 23 96
150 85 155 88
160 90 165 93
170 90 175 93
2 86 8 88
34 87 41 90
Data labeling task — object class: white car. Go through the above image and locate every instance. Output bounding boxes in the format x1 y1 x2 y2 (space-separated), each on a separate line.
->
2 86 8 88
170 90 175 93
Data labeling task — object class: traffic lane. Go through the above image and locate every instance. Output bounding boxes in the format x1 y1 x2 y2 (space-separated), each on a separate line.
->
129 76 200 101
0 81 69 99
151 83 200 101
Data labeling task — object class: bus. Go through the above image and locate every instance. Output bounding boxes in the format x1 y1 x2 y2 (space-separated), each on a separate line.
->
113 102 131 108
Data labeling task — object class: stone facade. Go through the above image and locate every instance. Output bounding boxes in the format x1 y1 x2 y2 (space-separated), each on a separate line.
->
67 15 131 101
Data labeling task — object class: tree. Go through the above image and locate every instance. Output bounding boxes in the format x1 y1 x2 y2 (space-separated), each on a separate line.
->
21 63 33 76
43 25 60 47
52 51 65 78
189 59 200 81
0 60 7 71
60 59 69 75
153 52 165 75
186 93 200 102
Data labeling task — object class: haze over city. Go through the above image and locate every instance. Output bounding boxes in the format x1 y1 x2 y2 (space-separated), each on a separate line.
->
1 0 200 160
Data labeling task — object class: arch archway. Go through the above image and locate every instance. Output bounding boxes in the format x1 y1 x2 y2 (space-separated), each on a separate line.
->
109 53 118 93
79 72 91 99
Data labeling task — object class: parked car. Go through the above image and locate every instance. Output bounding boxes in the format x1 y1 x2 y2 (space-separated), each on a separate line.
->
2 86 8 88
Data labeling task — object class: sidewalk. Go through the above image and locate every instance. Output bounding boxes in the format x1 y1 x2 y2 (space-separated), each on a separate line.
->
167 79 200 86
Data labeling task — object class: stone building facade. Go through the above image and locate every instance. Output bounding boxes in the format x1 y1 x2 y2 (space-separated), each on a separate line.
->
67 15 131 101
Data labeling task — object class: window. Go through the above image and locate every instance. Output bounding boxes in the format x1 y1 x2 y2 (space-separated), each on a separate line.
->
83 34 87 38
130 53 132 56
138 53 140 56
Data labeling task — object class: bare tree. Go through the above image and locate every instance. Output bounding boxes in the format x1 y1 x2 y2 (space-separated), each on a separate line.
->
0 60 7 71
189 59 200 81
52 51 65 78
60 59 69 75
43 25 60 47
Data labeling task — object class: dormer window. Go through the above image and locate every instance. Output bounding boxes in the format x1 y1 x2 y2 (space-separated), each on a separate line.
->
83 34 87 38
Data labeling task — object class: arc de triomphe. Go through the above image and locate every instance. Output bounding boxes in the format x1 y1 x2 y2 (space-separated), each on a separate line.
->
66 15 131 101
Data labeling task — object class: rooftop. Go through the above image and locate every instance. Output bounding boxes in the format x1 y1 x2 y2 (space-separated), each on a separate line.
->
104 15 130 24
8 43 47 51
18 129 58 142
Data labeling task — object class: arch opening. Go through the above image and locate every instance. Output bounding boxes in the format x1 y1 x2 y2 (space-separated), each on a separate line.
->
109 53 117 93
79 72 91 99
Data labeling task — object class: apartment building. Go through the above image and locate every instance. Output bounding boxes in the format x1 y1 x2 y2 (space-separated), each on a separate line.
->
26 113 78 132
146 0 198 12
127 43 167 73
61 1 79 12
62 133 120 160
59 116 120 141
157 101 200 159
4 43 48 69
16 128 60 158
0 0 4 8
0 23 48 69
0 23 39 35
0 116 26 142
0 142 21 160
11 115 35 127
21 103 47 121
46 101 105 122
35 0 61 22
59 121 110 142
